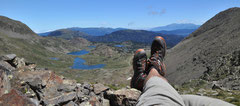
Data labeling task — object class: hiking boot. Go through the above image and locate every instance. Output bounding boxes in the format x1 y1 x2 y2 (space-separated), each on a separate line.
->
147 36 166 76
131 49 147 91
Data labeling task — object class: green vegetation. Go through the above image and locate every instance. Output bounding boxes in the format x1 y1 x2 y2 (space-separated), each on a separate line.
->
0 33 73 68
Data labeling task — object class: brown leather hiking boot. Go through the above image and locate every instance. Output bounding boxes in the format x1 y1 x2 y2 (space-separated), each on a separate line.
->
131 49 147 91
147 36 166 76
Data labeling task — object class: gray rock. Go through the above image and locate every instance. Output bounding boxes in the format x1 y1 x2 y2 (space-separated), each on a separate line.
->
83 82 94 91
65 101 78 106
0 54 16 61
88 96 101 106
25 62 37 71
76 83 82 88
0 69 11 97
44 92 77 105
79 101 91 106
89 91 96 97
82 88 90 95
93 83 109 95
212 81 222 90
13 57 26 68
80 96 89 102
0 60 15 74
102 99 110 106
29 98 40 106
77 90 85 98
15 70 80 105
105 88 141 106
57 84 76 92
83 82 91 90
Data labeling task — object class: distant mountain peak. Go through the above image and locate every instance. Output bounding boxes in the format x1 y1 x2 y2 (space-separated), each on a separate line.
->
67 27 127 36
150 23 200 31
46 29 89 39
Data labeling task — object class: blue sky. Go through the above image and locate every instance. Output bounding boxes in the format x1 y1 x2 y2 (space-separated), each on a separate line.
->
1 0 239 33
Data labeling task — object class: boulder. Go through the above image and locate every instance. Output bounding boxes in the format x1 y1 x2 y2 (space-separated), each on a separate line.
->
93 83 109 95
0 54 16 61
44 92 77 105
105 88 141 106
0 69 11 97
65 101 78 106
25 62 37 71
0 60 15 74
13 57 26 68
88 96 101 106
83 82 93 90
212 81 222 90
58 79 77 92
14 70 79 105
79 101 92 106
102 98 110 106
57 84 76 93
0 89 37 106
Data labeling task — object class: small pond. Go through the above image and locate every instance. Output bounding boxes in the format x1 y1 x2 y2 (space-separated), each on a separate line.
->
71 57 105 70
67 50 105 70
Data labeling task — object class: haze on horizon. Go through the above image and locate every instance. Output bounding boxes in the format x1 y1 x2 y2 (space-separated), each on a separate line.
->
1 0 239 33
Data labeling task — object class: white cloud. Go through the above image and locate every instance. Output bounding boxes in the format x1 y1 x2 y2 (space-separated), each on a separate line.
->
148 9 166 16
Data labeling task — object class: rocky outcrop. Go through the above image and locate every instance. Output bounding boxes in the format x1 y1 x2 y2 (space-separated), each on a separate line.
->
0 54 141 106
0 54 15 97
105 88 141 106
0 89 37 106
0 68 11 97
201 50 240 90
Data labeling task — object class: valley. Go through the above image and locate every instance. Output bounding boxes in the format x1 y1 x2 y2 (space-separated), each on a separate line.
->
1 7 240 105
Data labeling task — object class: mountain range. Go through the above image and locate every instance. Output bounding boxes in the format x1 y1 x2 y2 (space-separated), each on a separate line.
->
46 29 89 39
39 27 126 36
68 27 126 36
155 29 197 36
85 29 184 48
40 24 200 48
41 29 184 48
150 23 200 31
39 23 200 37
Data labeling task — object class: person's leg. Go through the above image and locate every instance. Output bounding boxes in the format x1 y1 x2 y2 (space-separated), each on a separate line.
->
136 68 185 106
133 36 234 106
181 95 235 106
132 36 184 106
